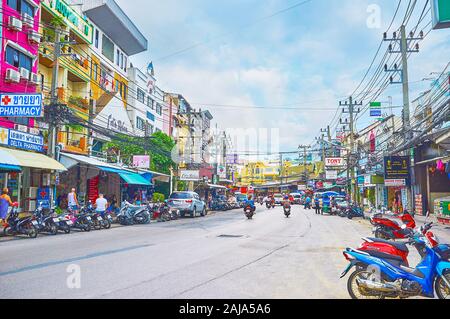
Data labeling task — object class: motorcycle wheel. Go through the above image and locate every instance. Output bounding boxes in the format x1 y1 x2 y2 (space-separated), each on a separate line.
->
347 269 386 299
374 228 390 240
84 224 91 232
93 220 102 231
49 224 58 236
103 219 111 229
63 224 71 234
27 226 38 239
435 271 450 299
347 214 353 220
3 226 13 237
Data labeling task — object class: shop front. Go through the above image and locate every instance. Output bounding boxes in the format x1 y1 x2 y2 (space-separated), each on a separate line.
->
0 146 67 212
59 153 152 207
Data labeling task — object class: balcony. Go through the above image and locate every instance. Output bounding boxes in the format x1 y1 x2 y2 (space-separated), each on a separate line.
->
39 43 90 83
58 130 89 155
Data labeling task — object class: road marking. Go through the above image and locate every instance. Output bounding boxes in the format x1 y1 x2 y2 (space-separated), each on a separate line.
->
0 244 153 277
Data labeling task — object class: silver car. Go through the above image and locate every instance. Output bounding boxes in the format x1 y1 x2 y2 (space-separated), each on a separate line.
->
167 192 207 218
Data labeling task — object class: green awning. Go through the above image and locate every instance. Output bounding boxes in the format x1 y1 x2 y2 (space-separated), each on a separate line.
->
98 166 152 186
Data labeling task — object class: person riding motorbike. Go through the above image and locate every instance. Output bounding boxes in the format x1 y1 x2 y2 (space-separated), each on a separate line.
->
244 195 256 212
304 196 312 209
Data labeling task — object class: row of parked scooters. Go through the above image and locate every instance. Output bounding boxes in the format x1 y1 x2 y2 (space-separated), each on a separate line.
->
2 200 183 239
340 209 450 299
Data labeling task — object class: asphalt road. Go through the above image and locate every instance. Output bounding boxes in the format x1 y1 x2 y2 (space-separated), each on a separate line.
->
0 205 443 299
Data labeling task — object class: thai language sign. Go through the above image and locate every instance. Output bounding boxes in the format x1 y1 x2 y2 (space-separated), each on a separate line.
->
0 127 44 152
0 94 43 117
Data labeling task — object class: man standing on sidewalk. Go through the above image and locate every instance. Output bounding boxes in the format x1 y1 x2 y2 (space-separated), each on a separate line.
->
314 196 321 215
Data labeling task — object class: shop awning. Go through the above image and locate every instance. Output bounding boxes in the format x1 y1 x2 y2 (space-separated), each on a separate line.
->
206 184 227 189
99 166 152 186
0 147 67 171
0 164 21 171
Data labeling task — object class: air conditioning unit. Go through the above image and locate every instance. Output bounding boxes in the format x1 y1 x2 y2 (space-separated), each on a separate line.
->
8 16 22 31
29 72 40 85
27 200 36 212
27 187 38 199
21 12 34 28
14 124 28 132
20 67 30 80
28 30 41 44
5 69 21 83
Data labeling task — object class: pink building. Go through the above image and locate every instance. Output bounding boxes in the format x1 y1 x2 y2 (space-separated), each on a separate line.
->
0 0 40 128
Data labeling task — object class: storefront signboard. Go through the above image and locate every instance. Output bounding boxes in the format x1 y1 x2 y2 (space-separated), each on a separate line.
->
217 165 227 179
326 170 338 180
42 0 93 43
384 156 411 185
133 155 150 169
37 187 51 209
385 179 406 187
0 127 44 152
179 170 200 181
0 94 43 117
325 157 345 167
432 0 450 29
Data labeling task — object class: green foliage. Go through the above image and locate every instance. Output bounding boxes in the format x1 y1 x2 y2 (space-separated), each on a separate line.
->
152 192 165 203
55 207 64 215
176 180 188 191
65 123 84 133
102 132 176 175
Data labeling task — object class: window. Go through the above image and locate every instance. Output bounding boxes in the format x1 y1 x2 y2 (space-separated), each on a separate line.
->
5 45 32 72
136 117 145 131
102 34 114 62
137 89 145 103
124 56 127 72
120 53 124 69
116 49 120 66
7 0 34 16
156 103 162 115
147 96 152 108
95 29 99 48
145 123 154 137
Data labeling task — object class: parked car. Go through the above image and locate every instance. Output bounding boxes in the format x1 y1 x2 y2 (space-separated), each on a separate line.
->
290 193 302 205
167 192 207 218
274 194 284 205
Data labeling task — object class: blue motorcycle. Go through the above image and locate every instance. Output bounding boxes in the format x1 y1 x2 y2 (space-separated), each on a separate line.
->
340 224 450 299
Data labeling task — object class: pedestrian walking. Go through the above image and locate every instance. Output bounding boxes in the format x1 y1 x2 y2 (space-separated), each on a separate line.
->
67 188 79 213
0 188 13 224
314 197 321 215
95 194 109 216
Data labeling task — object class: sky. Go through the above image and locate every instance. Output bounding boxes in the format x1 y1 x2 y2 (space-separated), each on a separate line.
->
116 0 450 158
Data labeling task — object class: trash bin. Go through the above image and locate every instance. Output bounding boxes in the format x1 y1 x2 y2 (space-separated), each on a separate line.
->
322 205 330 214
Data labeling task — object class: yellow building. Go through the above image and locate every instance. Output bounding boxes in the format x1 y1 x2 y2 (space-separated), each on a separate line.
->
38 0 93 155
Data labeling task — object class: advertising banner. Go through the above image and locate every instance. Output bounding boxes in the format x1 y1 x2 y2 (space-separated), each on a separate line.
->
326 170 338 180
384 156 411 185
133 155 150 169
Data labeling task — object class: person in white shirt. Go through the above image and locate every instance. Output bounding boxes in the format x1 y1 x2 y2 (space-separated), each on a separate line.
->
95 194 108 213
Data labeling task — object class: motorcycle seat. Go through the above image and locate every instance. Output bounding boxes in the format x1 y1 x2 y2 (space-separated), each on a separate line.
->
364 250 405 263
366 237 409 252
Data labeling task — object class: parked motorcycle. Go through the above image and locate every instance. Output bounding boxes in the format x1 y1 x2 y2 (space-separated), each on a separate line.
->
33 203 58 236
64 207 92 232
244 205 255 219
372 210 416 240
3 203 38 238
340 223 450 299
346 204 365 220
117 201 150 225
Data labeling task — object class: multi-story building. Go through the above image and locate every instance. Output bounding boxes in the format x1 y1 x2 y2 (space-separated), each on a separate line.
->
78 0 148 155
0 0 41 130
38 0 93 155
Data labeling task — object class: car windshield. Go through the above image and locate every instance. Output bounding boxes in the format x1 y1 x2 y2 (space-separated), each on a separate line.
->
170 193 193 199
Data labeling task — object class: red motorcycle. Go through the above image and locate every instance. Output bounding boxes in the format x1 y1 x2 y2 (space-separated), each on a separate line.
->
371 211 416 240
357 222 434 268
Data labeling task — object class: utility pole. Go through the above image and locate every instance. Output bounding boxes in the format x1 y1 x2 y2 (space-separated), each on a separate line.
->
47 28 62 159
340 97 362 203
383 26 423 211
298 145 310 186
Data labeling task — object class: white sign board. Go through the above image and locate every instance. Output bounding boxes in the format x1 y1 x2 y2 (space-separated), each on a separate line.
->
385 179 406 187
217 165 227 179
179 170 200 181
325 157 345 167
326 170 338 180
297 185 307 191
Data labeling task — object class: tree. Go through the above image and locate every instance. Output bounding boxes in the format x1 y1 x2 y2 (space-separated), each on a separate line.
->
102 131 176 174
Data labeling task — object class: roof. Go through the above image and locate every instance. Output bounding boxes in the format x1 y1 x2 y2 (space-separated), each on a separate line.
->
0 147 67 171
